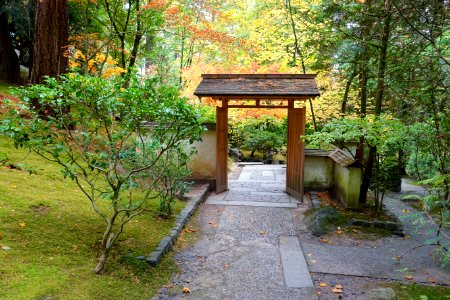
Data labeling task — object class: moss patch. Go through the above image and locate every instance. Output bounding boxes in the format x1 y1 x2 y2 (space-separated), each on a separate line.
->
382 283 450 300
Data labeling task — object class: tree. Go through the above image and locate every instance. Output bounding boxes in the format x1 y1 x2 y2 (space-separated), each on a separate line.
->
1 73 204 274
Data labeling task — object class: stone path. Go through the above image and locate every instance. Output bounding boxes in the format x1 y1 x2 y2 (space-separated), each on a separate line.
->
154 168 450 299
154 165 316 300
207 165 299 208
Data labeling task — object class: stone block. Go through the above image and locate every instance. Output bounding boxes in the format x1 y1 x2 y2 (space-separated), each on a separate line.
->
146 250 163 266
156 236 173 253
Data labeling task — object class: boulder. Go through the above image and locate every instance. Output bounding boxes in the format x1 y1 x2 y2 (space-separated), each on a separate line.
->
229 148 243 162
304 206 346 236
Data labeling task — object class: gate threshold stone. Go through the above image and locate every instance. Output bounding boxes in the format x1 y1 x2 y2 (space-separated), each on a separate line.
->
206 199 298 208
279 236 314 288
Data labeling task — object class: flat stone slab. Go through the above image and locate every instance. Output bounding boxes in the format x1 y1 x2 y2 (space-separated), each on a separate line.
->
207 199 298 208
280 237 314 288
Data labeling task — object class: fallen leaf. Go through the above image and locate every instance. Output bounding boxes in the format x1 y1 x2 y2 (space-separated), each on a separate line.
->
405 275 413 280
316 291 321 295
72 245 78 252
332 288 343 293
427 277 437 284
11 185 17 189
402 209 410 214
224 264 229 270
182 287 190 293
336 230 344 235
310 260 317 263
258 230 265 236
319 282 327 287
19 222 26 228
307 253 312 257
320 239 333 244
2 245 11 250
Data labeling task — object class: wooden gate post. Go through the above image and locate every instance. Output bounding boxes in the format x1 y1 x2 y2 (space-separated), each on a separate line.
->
216 104 228 193
286 105 306 200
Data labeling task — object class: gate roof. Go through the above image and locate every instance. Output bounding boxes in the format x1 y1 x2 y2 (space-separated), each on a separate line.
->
194 74 320 99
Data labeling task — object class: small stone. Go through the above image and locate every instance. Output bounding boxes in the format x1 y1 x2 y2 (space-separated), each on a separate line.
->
366 288 396 300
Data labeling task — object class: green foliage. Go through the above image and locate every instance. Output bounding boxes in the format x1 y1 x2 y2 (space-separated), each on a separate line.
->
305 115 407 153
196 104 216 123
229 115 286 157
0 72 204 273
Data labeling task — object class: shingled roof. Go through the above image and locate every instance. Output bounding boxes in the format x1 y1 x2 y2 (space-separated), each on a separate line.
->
194 74 320 99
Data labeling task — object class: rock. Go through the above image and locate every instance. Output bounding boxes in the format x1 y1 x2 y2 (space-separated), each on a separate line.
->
352 219 372 227
304 206 346 236
229 148 243 162
366 288 396 300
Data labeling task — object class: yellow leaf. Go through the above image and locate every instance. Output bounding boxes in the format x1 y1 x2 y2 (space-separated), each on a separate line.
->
19 222 26 228
11 185 17 189
182 287 190 293
73 245 78 252
319 282 327 287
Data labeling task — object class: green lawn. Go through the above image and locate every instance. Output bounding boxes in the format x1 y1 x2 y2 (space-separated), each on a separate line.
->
0 136 183 299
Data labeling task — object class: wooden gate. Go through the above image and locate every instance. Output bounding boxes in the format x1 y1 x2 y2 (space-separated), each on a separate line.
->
286 106 306 200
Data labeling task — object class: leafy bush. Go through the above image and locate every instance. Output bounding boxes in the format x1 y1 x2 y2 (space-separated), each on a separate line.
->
0 73 204 273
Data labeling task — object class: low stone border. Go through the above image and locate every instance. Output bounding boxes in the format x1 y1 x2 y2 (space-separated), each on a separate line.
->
351 218 404 236
137 184 210 266
308 192 404 236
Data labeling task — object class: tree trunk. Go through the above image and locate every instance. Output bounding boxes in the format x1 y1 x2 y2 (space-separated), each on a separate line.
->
30 0 68 84
94 251 108 274
0 12 21 84
30 0 68 116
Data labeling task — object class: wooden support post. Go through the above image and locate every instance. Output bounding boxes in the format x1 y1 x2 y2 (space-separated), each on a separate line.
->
216 103 228 193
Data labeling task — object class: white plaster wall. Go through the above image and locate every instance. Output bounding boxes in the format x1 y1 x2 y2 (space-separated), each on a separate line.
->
304 156 334 189
188 129 216 179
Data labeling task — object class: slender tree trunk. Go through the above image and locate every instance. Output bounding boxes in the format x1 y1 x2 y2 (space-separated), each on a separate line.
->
0 12 21 84
359 0 392 204
341 66 357 116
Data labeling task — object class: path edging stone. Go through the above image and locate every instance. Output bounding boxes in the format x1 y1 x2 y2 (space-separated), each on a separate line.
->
137 184 210 266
